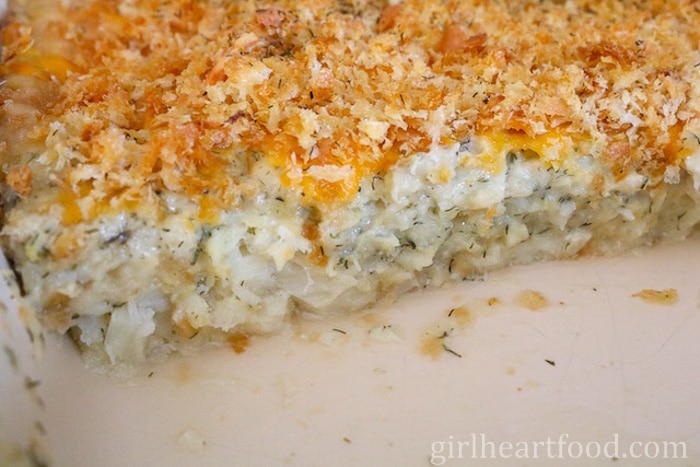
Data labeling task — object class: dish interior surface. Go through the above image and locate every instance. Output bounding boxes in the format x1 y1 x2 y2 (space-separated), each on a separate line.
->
2 234 700 466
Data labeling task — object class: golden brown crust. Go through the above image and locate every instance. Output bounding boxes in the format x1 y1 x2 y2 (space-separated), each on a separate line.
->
5 163 31 196
1 0 699 219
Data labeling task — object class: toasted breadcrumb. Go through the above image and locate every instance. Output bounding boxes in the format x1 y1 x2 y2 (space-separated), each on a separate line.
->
5 164 31 196
1 0 700 217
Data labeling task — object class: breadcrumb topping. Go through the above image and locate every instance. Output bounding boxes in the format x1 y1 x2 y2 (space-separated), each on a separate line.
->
1 0 700 220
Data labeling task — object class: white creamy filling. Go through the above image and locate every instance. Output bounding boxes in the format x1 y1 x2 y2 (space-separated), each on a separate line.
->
11 138 700 367
684 149 700 190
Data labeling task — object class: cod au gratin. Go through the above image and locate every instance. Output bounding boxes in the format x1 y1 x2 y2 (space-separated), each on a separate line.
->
1 0 700 368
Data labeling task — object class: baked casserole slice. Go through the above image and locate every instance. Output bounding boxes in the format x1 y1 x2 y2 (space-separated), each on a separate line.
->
1 0 700 368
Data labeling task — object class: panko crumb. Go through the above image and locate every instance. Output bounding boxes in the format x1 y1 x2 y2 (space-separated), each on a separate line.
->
226 334 250 354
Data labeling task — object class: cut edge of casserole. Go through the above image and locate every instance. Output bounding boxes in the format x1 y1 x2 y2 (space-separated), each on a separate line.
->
1 0 700 372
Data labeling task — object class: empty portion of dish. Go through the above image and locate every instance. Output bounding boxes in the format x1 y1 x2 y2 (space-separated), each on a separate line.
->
1 0 699 369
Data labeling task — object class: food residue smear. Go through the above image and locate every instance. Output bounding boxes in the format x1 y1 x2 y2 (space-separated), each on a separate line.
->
515 289 549 311
448 306 473 327
631 288 679 305
419 306 473 360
